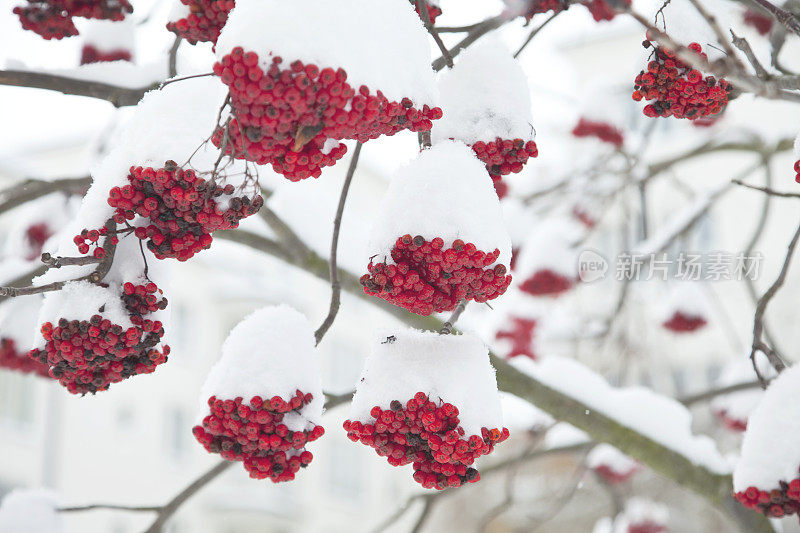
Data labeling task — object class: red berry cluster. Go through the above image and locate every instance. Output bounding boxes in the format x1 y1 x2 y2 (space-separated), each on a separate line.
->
712 408 747 432
584 0 630 22
344 392 509 490
80 45 132 65
628 522 667 533
24 222 53 261
794 160 800 183
14 0 132 40
524 0 568 19
167 0 235 45
520 269 574 297
192 392 324 482
571 118 624 147
29 282 169 394
409 0 442 23
572 206 597 228
633 42 729 120
73 226 115 260
472 138 538 182
361 235 511 316
86 160 263 261
744 8 773 35
212 48 442 181
735 476 800 518
593 463 639 484
495 317 537 359
662 311 706 333
0 338 49 377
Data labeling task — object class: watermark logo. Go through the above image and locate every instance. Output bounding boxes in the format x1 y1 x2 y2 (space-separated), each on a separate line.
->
578 249 609 283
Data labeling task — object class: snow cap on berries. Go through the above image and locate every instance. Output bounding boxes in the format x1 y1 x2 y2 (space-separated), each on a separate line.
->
658 281 710 331
80 76 249 232
710 354 774 432
367 140 512 268
0 489 63 533
515 216 583 288
199 305 323 428
616 498 669 531
216 0 438 105
82 19 135 58
432 37 534 145
587 444 640 480
734 364 800 491
349 328 503 436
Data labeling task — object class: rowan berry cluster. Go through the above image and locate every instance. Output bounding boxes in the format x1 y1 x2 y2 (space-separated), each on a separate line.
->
495 317 537 359
633 42 729 120
524 0 568 19
713 408 747 432
519 269 574 297
662 311 706 333
24 222 53 261
14 0 132 39
89 160 262 261
80 45 132 64
72 226 115 260
584 0 630 22
0 338 49 377
744 8 773 35
360 235 511 316
167 0 235 45
344 392 509 490
29 282 169 394
193 392 324 482
472 138 538 182
572 206 597 228
212 48 442 181
593 462 640 484
794 160 800 183
410 0 441 22
736 478 800 518
571 118 624 147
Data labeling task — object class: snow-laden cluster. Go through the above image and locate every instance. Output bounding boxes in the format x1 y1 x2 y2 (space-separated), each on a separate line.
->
659 282 710 333
433 38 534 146
587 444 640 484
513 356 731 474
0 489 63 533
2 193 79 262
368 141 512 268
349 328 503 436
0 296 48 377
80 18 135 64
734 364 800 495
515 216 583 297
216 0 437 106
198 305 323 427
711 355 773 432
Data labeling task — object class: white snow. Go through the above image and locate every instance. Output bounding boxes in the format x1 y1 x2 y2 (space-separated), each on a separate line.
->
514 216 583 278
8 60 165 90
512 356 731 474
349 327 504 436
2 193 81 262
711 354 772 425
794 132 800 159
0 295 43 349
216 0 438 106
432 37 534 145
618 498 669 528
198 305 323 431
659 281 711 320
0 489 63 533
587 443 639 474
734 363 800 490
367 140 512 267
82 19 135 54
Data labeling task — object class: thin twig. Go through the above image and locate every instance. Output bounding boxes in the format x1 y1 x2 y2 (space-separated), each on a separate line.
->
679 380 763 405
731 31 769 80
514 12 559 58
60 504 161 513
747 0 800 36
314 143 362 345
168 36 181 78
732 179 800 198
417 0 453 68
439 300 467 334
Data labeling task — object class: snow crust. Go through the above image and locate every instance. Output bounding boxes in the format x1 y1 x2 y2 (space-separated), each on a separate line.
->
82 19 135 53
734 363 800 490
512 356 730 474
216 0 438 105
432 37 534 144
587 443 639 473
349 328 504 436
199 305 323 430
0 489 63 533
367 140 512 267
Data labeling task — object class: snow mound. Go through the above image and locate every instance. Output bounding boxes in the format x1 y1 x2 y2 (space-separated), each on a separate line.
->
367 140 512 267
199 305 323 430
82 19 135 53
734 363 800 491
349 328 504 436
432 37 534 145
0 489 63 533
216 0 437 105
512 356 731 474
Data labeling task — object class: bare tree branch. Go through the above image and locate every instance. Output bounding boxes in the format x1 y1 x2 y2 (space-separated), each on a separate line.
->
0 70 151 107
0 177 91 218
